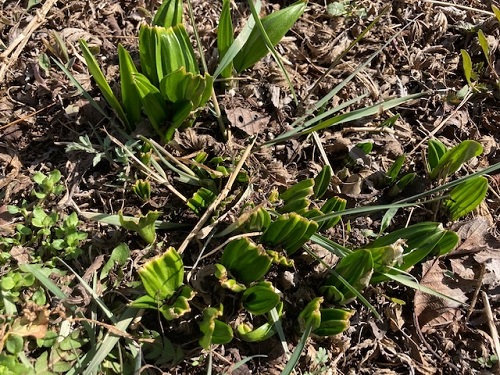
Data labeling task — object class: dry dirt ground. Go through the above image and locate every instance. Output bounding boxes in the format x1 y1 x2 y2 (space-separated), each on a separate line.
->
2 0 500 374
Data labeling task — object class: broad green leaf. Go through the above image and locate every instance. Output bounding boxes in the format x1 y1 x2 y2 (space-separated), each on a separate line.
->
199 305 233 349
461 49 473 86
237 322 276 342
429 140 483 179
355 141 373 155
217 0 234 78
118 44 142 127
367 223 459 283
242 282 280 315
153 0 183 28
221 238 272 283
132 72 168 136
119 210 161 244
261 213 318 255
159 68 213 108
215 263 247 292
298 297 322 332
387 154 405 180
157 25 199 77
388 172 416 197
314 308 353 336
100 243 130 280
279 178 315 202
314 165 332 199
477 29 491 67
379 207 398 233
79 40 130 129
137 247 184 300
213 0 261 78
283 217 318 255
139 25 158 85
444 176 488 220
187 187 217 215
246 206 271 231
165 100 194 141
319 196 346 230
427 138 447 173
493 5 500 23
261 213 302 245
320 249 373 305
159 285 195 320
233 0 307 72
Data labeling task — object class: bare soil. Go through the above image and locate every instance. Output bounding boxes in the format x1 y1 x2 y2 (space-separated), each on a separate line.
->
2 0 500 374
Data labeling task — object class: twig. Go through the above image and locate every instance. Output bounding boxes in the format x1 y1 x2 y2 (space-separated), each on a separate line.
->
0 103 56 131
412 310 461 372
177 136 257 254
106 131 188 202
0 0 59 83
466 263 485 322
481 290 500 361
408 90 473 156
421 1 495 16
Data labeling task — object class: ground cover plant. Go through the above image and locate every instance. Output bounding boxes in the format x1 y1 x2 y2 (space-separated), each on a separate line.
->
2 0 500 374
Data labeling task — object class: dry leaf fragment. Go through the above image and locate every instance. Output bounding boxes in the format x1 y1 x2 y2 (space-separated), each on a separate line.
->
226 107 270 135
414 261 468 333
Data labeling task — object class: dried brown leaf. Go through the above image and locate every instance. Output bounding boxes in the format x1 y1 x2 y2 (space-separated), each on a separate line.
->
414 261 467 333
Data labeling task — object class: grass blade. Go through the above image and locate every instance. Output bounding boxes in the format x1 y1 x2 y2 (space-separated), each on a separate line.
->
280 319 313 375
269 92 425 144
217 0 234 78
79 40 130 129
213 0 261 78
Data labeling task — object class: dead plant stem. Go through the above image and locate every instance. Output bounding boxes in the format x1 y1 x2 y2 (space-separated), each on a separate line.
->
177 136 257 255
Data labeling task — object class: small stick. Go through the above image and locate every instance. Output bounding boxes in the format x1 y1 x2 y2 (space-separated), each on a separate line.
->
481 290 500 361
466 263 486 322
106 131 188 202
421 0 495 16
408 90 472 155
177 136 256 254
0 0 59 83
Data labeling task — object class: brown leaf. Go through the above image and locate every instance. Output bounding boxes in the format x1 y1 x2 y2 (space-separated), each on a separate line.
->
414 261 468 333
226 107 270 135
